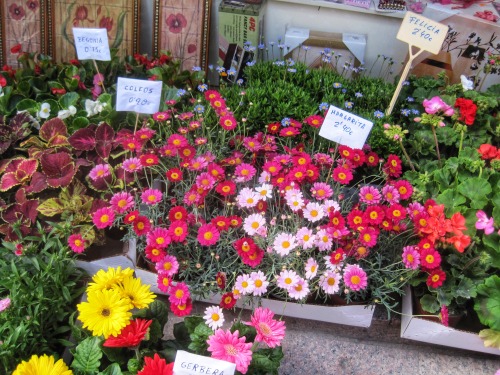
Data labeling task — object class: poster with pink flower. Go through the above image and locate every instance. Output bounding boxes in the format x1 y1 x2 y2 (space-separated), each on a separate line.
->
0 0 44 67
49 0 140 62
153 0 211 71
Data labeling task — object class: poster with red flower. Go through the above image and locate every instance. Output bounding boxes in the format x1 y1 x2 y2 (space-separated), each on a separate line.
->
0 0 44 66
48 0 140 62
153 0 211 71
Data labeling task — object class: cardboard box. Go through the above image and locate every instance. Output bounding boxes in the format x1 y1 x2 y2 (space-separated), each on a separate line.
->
200 293 375 327
284 28 366 78
401 287 500 355
218 0 264 67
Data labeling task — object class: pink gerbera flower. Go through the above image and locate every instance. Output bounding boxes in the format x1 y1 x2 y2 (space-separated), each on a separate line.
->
169 282 190 305
343 264 368 291
310 182 333 201
92 207 115 229
89 164 111 181
122 157 143 173
146 227 172 249
68 233 85 253
245 307 286 348
197 223 220 246
402 245 420 270
359 185 381 205
155 254 179 277
110 191 135 214
207 329 253 374
141 188 163 206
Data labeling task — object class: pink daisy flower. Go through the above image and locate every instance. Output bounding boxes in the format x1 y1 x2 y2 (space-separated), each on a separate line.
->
235 273 255 295
273 232 297 256
359 227 379 248
204 305 225 330
169 282 190 305
110 191 135 214
315 229 333 252
407 202 425 219
243 136 262 152
155 254 179 277
277 269 299 290
92 207 115 229
146 227 172 249
310 182 333 201
183 189 203 207
296 227 316 250
402 245 420 270
359 185 382 205
219 115 238 131
382 185 400 204
250 271 269 296
197 223 220 246
243 213 266 236
157 273 172 293
89 164 111 181
303 202 325 223
167 134 188 149
245 307 286 348
195 137 208 145
313 152 333 167
168 220 188 242
343 264 368 291
288 277 310 300
144 245 166 263
284 189 304 212
319 270 341 294
207 329 253 374
141 188 163 206
188 156 208 171
305 258 319 279
394 179 414 200
234 163 257 183
122 157 142 173
263 160 282 176
196 172 216 190
237 187 259 208
153 111 170 121
68 233 85 253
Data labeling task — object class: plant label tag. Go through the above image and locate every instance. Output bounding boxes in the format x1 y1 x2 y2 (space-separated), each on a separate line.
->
173 350 236 375
396 12 448 55
73 28 111 61
319 105 373 149
116 77 163 114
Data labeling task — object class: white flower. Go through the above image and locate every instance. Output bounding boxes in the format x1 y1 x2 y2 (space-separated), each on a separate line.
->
243 213 266 236
319 270 341 294
235 274 255 295
250 271 269 296
460 75 474 91
273 232 297 256
203 305 225 330
304 257 319 279
57 105 77 120
277 269 299 290
85 99 106 117
38 102 51 119
303 202 325 223
255 183 273 201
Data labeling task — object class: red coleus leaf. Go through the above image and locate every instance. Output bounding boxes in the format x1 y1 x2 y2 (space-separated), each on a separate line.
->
95 122 115 160
39 118 68 143
47 134 70 148
41 152 77 188
68 127 97 151
14 159 38 184
0 172 20 191
87 173 113 192
25 172 48 194
4 157 25 173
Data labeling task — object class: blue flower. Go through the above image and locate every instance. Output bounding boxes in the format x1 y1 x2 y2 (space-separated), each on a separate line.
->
287 68 297 73
411 109 420 115
194 104 205 114
319 102 329 111
273 60 285 66
355 92 363 98
269 41 275 46
216 66 225 73
228 68 237 76
406 96 415 102
302 46 310 51
197 83 208 92
176 89 187 97
287 59 295 66
192 66 202 72
323 48 331 54
281 117 291 127
246 60 256 67
403 80 410 86
236 78 244 86
401 108 411 116
208 64 214 71
373 110 384 119
244 41 252 46
345 101 354 109
258 43 265 49
333 82 342 89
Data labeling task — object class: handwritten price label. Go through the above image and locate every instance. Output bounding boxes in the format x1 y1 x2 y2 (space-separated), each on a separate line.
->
73 28 111 61
116 78 163 114
396 12 448 55
173 350 236 375
319 106 373 149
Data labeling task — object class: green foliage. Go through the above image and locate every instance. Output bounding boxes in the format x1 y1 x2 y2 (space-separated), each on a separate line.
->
474 275 500 331
248 347 284 375
71 336 104 374
479 329 500 349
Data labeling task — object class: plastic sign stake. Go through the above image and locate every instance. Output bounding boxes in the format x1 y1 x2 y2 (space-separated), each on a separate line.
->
386 12 448 116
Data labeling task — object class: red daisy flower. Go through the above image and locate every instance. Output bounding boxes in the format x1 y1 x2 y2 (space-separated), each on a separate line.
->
234 237 256 258
216 271 226 289
145 245 166 262
363 205 385 225
170 298 193 317
220 292 237 309
279 127 300 137
229 215 243 228
210 98 226 110
420 248 441 270
263 161 282 176
167 134 188 149
347 209 365 231
211 216 231 231
351 149 366 167
207 162 225 180
289 165 308 182
330 248 345 264
220 115 238 131
386 203 406 222
140 153 159 167
328 211 346 229
244 246 264 268
418 237 435 252
179 145 196 161
204 90 221 101
166 167 183 183
304 115 324 128
393 180 413 200
366 152 380 167
267 122 281 134
305 164 320 182
121 138 141 152
426 269 446 288
197 223 220 246
359 226 379 248
383 155 403 178
332 166 353 185
147 227 172 249
168 206 188 222
104 318 152 348
168 220 188 242
215 180 237 196
124 209 139 224
413 213 431 233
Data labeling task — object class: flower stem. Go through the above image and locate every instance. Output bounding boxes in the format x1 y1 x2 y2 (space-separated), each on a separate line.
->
398 140 415 172
458 128 465 156
431 125 441 166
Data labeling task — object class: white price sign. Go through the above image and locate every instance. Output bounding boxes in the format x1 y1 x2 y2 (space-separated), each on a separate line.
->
319 105 373 149
73 28 111 61
173 350 236 375
115 77 163 114
396 12 448 55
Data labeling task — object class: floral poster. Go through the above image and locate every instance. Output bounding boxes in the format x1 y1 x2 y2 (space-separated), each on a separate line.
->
1 0 43 67
51 0 139 62
155 0 210 71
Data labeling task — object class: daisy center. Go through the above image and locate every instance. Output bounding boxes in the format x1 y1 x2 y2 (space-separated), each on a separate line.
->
157 237 165 245
351 275 361 285
164 262 172 270
211 313 220 321
432 275 440 282
426 255 434 263
251 222 259 229
407 254 414 262
282 241 290 248
118 199 127 207
204 232 213 240
310 210 318 217
255 280 263 287
285 277 292 285
175 228 184 236
100 215 109 223
327 278 336 286
175 290 184 299
74 239 82 246
365 193 373 200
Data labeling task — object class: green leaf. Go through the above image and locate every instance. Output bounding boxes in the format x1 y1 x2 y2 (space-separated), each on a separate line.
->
60 92 79 108
479 329 500 349
71 336 103 373
436 189 466 213
184 316 204 334
457 177 491 209
148 299 169 328
455 277 477 299
419 294 440 314
16 98 38 113
474 275 500 331
99 363 123 375
173 322 190 345
37 198 65 217
249 347 284 375
188 323 213 354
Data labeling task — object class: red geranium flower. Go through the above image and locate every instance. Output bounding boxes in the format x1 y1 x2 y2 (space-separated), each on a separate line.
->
454 98 477 126
478 144 498 160
103 318 152 348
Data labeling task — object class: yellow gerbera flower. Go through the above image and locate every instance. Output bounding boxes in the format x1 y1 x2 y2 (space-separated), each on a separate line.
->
77 289 132 338
12 354 73 375
86 267 134 293
114 276 157 310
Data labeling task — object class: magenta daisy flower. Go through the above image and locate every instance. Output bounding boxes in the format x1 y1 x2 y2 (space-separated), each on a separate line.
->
207 329 253 374
407 202 425 219
144 245 166 263
157 274 172 293
243 136 262 152
332 166 353 185
196 172 216 190
343 264 368 291
141 188 163 205
68 233 85 253
311 182 333 201
155 254 179 277
197 223 220 246
234 163 256 183
110 191 135 213
394 179 413 200
146 227 172 249
246 307 286 348
168 220 188 242
89 164 111 181
402 245 420 270
153 111 170 121
122 157 142 173
359 226 379 248
363 205 385 225
382 185 400 204
219 115 238 131
169 282 190 305
92 207 115 229
188 156 208 171
167 134 188 149
359 185 381 205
